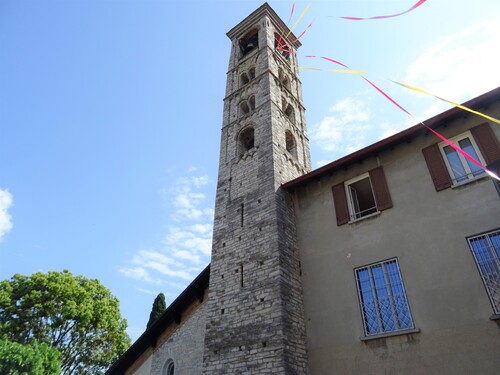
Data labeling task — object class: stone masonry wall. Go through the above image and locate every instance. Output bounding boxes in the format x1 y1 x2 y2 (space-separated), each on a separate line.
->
202 5 311 374
151 302 207 375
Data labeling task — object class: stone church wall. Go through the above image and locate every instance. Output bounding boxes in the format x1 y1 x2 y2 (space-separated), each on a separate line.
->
150 302 206 375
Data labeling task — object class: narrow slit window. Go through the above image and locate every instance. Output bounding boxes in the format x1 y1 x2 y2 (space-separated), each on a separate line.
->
240 203 244 227
240 264 244 287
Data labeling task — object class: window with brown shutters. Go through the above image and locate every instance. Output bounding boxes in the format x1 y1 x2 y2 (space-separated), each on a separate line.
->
422 143 453 191
332 183 349 226
423 123 500 190
332 166 392 226
470 123 500 164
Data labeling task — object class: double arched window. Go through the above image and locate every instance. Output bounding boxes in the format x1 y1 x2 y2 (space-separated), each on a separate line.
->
240 67 256 87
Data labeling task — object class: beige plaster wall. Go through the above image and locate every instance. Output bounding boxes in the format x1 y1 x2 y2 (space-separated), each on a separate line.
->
293 109 500 374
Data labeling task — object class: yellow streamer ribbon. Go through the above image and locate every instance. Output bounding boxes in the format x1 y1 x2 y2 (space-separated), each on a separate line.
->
286 3 311 39
391 80 500 125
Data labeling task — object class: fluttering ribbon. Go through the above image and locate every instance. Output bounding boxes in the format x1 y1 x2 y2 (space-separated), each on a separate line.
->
390 81 500 125
277 3 314 54
286 1 295 26
302 56 500 181
299 66 365 74
339 0 427 21
285 2 311 39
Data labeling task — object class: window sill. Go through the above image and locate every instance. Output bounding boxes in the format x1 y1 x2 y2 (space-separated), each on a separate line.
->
489 314 500 321
361 328 420 342
348 211 380 225
450 174 489 189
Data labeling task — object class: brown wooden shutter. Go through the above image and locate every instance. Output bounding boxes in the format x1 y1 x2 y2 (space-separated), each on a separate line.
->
369 166 393 211
332 183 349 226
470 123 500 164
422 143 452 191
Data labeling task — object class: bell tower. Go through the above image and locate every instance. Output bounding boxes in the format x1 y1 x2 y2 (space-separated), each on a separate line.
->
202 4 311 374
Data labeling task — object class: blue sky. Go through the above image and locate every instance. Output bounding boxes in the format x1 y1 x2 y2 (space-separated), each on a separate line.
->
1 0 499 341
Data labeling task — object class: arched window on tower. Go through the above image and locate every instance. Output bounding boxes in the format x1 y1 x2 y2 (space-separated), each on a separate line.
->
285 130 297 158
240 72 250 86
282 76 290 90
249 96 255 111
239 100 250 116
162 359 175 375
249 67 256 80
239 127 255 155
239 29 259 57
284 104 295 124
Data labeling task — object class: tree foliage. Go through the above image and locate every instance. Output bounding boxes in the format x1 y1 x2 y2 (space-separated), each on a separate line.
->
0 336 61 375
0 270 131 374
146 292 166 329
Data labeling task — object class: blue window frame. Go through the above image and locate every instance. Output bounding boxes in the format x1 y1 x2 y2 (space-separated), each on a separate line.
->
468 230 500 314
355 259 414 336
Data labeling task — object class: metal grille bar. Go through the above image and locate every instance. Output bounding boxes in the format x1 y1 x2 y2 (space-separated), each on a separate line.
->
355 259 414 336
468 230 500 314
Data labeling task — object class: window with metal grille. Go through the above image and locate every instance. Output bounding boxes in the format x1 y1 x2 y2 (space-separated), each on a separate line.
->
355 259 414 336
467 230 500 314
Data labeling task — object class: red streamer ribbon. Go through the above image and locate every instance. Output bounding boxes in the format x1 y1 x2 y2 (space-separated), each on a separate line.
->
340 0 427 21
305 55 498 180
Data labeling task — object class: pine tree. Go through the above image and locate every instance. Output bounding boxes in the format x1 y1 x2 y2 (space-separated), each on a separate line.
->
146 293 166 329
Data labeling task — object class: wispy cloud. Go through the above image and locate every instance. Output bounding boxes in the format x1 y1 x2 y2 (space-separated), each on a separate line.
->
310 95 372 158
0 189 13 242
120 172 212 286
403 18 500 118
311 18 500 164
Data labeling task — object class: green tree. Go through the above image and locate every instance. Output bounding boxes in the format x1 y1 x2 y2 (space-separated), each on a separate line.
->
146 292 166 329
0 336 61 375
0 270 131 375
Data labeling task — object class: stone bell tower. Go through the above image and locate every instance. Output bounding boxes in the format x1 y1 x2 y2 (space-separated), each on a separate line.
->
202 3 311 374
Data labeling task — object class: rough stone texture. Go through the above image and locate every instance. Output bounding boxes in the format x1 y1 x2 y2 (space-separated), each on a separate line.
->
151 303 207 375
202 5 311 375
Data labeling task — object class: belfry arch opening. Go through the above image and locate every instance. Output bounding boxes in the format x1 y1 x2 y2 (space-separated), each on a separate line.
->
274 32 290 59
239 29 259 57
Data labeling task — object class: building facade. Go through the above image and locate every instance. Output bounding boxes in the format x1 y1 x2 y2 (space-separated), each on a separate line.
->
108 3 500 375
